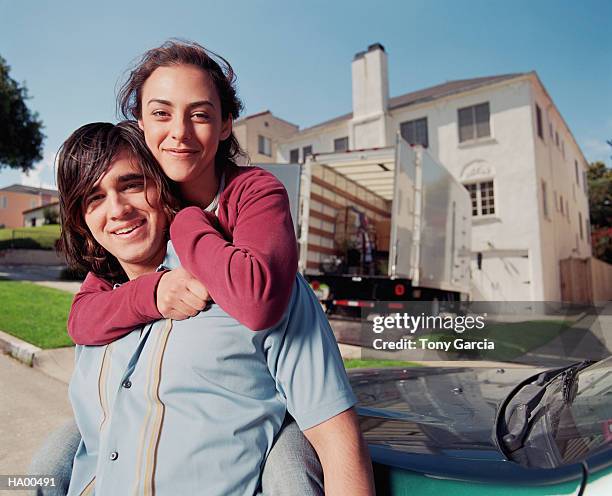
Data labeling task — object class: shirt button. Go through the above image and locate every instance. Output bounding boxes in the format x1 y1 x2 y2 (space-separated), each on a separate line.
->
123 380 132 389
110 451 119 461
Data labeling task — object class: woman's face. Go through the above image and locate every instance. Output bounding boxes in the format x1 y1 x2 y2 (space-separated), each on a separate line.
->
138 64 232 186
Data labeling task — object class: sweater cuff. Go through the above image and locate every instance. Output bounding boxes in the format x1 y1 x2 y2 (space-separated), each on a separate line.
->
135 271 166 320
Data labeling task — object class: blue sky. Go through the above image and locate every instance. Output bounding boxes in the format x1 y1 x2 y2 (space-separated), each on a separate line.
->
1 0 610 189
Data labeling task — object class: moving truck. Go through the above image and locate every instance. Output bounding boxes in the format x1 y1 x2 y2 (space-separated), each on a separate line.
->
259 135 472 316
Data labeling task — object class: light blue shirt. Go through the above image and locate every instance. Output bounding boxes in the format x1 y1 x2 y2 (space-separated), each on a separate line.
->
67 243 355 496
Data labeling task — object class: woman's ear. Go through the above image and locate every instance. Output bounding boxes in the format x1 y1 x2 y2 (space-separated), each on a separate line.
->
138 119 144 131
220 114 233 141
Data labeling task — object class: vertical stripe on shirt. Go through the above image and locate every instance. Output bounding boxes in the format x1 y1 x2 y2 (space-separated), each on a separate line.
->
97 344 113 432
131 319 173 495
79 477 95 496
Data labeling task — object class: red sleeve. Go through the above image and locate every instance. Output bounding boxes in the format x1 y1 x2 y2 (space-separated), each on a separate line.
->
67 271 165 345
170 171 298 331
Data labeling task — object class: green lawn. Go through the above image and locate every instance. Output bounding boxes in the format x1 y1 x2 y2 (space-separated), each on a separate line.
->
0 224 61 250
344 359 420 369
0 281 73 348
425 320 570 361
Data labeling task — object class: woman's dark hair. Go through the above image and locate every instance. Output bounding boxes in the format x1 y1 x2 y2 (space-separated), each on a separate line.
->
57 121 181 283
117 39 246 167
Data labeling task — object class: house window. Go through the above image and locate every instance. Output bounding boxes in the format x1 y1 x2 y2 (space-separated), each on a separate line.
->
579 212 584 240
333 137 349 152
586 219 591 244
576 233 579 251
400 117 429 147
0 196 7 209
541 180 549 218
561 140 565 158
574 160 580 185
554 191 558 211
464 180 495 216
289 148 299 163
536 104 544 140
549 122 553 139
302 145 313 163
458 103 490 142
555 131 559 147
560 195 564 215
258 135 272 156
583 171 588 194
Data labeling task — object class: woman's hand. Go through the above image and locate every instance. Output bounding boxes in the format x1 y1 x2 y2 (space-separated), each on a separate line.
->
156 267 210 320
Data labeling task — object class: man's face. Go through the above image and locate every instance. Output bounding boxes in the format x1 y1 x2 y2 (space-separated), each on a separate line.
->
83 151 168 280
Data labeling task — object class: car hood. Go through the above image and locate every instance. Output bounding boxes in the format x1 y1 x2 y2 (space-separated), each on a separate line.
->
349 365 545 461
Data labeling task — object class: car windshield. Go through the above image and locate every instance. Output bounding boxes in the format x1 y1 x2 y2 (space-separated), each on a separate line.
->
526 357 612 466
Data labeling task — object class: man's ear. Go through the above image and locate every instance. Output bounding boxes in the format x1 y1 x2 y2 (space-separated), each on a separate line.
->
220 114 233 141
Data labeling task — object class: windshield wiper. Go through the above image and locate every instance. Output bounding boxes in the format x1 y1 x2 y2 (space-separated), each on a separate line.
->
500 360 594 453
502 377 547 452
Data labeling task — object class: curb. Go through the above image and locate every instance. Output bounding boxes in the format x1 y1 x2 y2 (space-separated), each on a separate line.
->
0 329 41 367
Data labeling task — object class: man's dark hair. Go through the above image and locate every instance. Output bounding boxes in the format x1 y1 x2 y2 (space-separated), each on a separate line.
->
57 121 180 282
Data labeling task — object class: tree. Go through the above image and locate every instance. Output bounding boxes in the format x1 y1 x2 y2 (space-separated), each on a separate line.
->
43 206 59 225
0 55 44 172
587 158 612 263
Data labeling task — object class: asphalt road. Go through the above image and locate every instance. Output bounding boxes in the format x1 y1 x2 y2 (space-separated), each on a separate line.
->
0 353 72 479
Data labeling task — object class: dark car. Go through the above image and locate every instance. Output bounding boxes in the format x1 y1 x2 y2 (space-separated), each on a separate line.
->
350 357 612 495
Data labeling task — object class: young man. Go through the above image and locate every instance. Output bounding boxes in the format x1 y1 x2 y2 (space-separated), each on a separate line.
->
56 121 375 496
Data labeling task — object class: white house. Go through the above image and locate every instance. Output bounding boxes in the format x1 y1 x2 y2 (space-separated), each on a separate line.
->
240 43 592 302
22 201 59 227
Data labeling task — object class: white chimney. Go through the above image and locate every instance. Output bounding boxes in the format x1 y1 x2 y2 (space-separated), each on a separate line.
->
350 43 390 149
351 43 389 120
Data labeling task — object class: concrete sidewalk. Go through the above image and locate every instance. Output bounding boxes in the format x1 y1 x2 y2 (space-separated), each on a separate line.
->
0 263 82 293
0 352 73 479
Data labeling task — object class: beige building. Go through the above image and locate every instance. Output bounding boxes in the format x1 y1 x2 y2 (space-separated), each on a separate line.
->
0 184 59 228
233 110 298 164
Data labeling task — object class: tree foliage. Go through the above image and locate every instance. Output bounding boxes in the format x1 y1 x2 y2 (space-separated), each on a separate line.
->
0 55 44 172
588 149 612 263
43 206 59 225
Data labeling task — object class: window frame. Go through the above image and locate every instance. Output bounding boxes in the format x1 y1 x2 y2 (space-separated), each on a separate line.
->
458 102 491 143
464 179 496 218
541 180 550 219
574 160 580 186
333 136 349 152
302 145 313 163
536 104 544 140
258 135 272 157
400 117 429 148
289 148 299 163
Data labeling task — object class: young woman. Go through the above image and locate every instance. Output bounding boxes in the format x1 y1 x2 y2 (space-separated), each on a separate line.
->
67 40 299 344
56 121 373 495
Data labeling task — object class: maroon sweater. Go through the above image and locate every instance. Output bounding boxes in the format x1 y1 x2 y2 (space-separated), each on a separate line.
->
67 165 298 345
